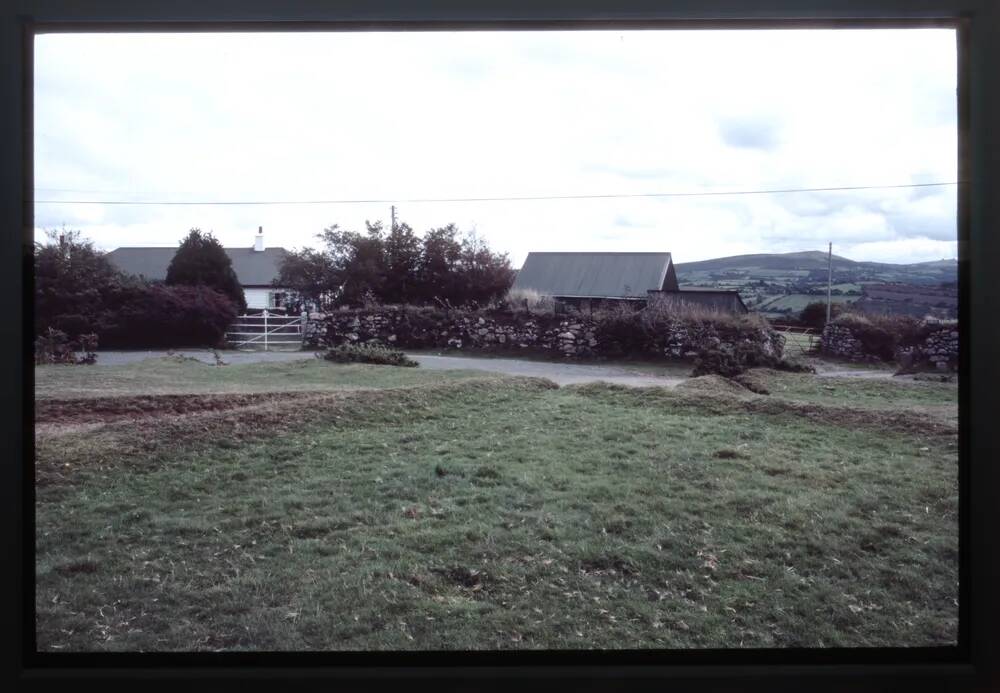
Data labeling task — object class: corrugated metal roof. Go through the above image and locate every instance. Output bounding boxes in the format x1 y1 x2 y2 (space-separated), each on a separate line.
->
106 246 288 286
511 252 675 298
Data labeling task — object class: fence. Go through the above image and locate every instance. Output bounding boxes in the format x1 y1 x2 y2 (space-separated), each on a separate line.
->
225 311 305 351
772 325 819 355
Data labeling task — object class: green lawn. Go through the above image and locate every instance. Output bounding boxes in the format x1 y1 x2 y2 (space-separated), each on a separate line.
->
759 369 957 411
34 356 492 399
34 360 958 651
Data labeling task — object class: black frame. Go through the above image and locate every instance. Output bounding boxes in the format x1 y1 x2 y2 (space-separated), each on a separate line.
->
4 2 996 690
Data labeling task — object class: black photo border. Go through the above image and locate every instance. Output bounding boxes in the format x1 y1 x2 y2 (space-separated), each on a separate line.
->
3 1 997 691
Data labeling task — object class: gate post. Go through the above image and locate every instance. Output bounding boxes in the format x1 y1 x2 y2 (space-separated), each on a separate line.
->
264 309 268 352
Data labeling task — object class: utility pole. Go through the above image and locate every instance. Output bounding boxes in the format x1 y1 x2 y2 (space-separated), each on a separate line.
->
391 205 396 232
826 242 833 325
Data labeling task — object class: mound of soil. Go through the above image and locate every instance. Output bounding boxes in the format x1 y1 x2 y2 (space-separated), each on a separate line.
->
677 375 753 397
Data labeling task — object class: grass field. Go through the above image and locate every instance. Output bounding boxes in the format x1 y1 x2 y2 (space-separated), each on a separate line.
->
757 294 861 314
34 355 491 399
34 359 958 651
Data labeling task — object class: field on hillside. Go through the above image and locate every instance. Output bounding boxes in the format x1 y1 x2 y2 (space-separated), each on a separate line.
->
755 293 861 314
34 358 958 651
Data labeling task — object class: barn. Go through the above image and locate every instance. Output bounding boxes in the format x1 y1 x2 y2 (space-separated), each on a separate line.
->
107 228 292 312
648 287 749 314
511 251 746 313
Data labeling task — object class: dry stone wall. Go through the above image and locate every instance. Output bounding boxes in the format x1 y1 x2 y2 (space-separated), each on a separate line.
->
899 325 959 371
820 320 959 371
818 324 879 363
304 307 785 361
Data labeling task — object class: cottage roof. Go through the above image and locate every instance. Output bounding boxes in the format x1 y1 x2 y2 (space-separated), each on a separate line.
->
511 252 677 298
106 246 288 287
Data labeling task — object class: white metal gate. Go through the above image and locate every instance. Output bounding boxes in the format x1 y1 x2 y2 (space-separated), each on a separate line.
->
773 326 820 355
225 311 305 351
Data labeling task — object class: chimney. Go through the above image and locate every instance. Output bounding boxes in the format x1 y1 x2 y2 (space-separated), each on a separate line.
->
254 226 264 252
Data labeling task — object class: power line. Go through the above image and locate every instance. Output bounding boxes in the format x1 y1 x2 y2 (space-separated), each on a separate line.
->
33 181 960 206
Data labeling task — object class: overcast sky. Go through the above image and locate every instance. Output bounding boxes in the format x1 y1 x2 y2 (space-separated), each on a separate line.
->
33 29 958 267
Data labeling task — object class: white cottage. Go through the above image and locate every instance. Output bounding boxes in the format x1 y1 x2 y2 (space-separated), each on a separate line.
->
106 227 292 312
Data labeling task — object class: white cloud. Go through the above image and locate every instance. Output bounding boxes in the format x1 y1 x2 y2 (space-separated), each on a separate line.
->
33 28 958 266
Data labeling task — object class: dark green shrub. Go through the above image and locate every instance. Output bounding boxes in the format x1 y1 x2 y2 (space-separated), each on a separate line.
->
692 341 810 378
34 229 129 337
323 343 418 367
593 305 647 356
692 347 747 378
799 301 843 329
50 313 92 338
101 284 238 349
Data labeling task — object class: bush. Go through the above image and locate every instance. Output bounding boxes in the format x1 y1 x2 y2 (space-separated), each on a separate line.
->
691 342 775 378
692 341 812 378
799 301 843 329
49 313 93 338
101 284 238 349
322 343 418 367
34 229 130 336
34 328 98 365
592 304 647 356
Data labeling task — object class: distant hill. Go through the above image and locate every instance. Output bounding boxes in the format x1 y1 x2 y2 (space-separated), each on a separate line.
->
671 250 958 319
674 251 957 285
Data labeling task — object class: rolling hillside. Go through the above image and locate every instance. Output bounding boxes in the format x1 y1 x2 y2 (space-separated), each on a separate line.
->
673 251 957 318
674 251 957 285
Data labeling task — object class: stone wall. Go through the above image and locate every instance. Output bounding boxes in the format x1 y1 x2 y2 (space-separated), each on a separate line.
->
304 307 785 361
899 325 959 372
820 320 959 371
818 323 880 363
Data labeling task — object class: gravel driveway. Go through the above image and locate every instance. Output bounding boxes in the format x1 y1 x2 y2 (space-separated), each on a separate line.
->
86 349 901 387
87 349 687 388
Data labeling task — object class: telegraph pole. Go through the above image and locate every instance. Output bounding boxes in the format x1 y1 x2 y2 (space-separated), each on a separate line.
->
826 242 833 324
391 205 396 232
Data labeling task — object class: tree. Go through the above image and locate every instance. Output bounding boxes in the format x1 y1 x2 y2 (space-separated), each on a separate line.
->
416 224 464 303
456 230 515 306
165 229 246 313
275 247 339 308
382 221 421 304
34 228 129 336
316 222 388 305
277 219 515 308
